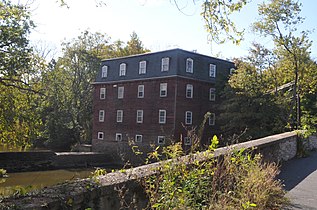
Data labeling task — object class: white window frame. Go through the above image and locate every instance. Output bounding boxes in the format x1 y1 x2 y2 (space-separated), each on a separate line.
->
209 88 216 101
185 111 192 125
97 132 104 140
184 137 191 146
116 110 123 123
99 110 105 122
230 68 235 74
100 87 106 99
135 134 143 143
186 84 193 98
209 64 216 78
118 86 124 99
138 85 144 98
136 110 144 123
115 133 122 141
157 136 165 145
209 113 215 125
186 58 193 73
161 57 169 72
160 83 167 97
159 109 166 124
119 63 126 76
101 65 108 78
139 61 146 74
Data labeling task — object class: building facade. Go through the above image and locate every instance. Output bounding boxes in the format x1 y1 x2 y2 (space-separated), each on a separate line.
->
92 49 234 150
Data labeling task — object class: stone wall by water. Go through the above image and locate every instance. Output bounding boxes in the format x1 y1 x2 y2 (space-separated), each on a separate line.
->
1 131 316 209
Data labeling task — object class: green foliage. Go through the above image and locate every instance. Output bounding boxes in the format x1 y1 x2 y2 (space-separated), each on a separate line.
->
0 169 7 178
201 0 247 45
142 138 287 209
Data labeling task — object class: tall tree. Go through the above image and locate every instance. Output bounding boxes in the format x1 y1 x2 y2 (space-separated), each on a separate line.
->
0 0 35 91
252 0 312 129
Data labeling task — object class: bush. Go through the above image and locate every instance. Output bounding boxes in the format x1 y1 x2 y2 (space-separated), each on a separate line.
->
142 137 287 210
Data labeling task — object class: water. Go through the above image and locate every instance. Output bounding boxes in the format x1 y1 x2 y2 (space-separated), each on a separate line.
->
0 169 94 197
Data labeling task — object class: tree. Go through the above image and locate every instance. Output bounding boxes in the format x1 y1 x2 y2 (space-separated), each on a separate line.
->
252 0 312 129
0 0 35 91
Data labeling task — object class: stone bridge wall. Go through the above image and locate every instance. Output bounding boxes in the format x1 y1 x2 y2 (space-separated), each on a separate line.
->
1 131 316 209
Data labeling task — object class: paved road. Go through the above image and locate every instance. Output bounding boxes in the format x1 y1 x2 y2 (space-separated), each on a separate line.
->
278 151 317 209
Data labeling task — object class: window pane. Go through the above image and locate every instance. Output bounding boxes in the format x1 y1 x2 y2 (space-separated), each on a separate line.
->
101 66 108 78
99 110 104 122
186 58 193 73
119 63 126 76
138 85 144 98
117 110 123 122
135 135 142 143
139 61 146 74
209 88 216 101
157 136 165 145
100 88 106 99
209 113 215 125
118 87 124 99
159 110 166 124
209 64 216 77
160 83 167 97
185 111 192 125
161 57 169 71
137 110 143 123
186 84 193 98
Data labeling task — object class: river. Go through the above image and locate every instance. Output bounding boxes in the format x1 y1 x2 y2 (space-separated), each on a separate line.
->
0 168 94 197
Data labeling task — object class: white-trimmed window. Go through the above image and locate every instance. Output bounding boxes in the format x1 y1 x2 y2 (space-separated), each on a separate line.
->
99 110 105 122
209 113 215 125
100 87 106 99
135 134 143 143
230 68 235 74
161 57 169 71
117 110 123 122
97 132 104 140
157 136 165 145
184 137 192 146
185 111 192 125
139 61 146 74
160 83 167 97
115 133 122 141
209 64 216 78
159 109 166 124
186 58 193 73
118 86 124 99
119 63 126 76
101 65 108 78
186 84 193 98
136 110 143 123
209 88 216 101
138 85 144 98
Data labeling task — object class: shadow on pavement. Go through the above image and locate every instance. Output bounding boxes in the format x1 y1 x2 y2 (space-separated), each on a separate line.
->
277 150 317 191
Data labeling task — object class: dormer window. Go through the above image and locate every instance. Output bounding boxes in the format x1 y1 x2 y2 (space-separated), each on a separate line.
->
101 65 108 78
139 61 146 74
186 58 193 73
119 63 126 76
209 64 216 78
161 57 169 71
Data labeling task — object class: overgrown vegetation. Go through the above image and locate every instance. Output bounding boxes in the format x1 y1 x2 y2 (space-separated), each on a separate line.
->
141 135 287 210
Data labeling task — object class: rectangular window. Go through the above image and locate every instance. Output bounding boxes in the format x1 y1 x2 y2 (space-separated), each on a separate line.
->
209 64 216 78
136 110 143 123
101 65 108 78
139 61 146 74
115 133 122 141
186 84 193 98
99 110 105 122
100 87 106 99
119 63 126 76
97 132 104 140
185 111 192 125
118 86 124 99
230 68 235 75
209 113 215 125
161 57 169 71
160 83 167 97
184 137 191 145
159 109 166 124
157 136 165 145
186 58 193 73
138 85 144 98
117 110 123 122
209 88 216 101
135 134 143 143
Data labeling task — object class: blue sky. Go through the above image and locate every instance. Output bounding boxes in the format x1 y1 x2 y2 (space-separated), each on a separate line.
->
28 0 317 60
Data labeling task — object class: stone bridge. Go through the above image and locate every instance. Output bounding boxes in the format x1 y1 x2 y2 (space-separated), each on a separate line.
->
1 131 317 209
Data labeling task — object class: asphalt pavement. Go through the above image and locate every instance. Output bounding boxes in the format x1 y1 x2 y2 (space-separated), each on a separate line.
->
278 150 317 209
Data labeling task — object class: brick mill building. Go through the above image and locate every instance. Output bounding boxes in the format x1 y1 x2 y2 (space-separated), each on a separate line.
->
92 49 234 151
